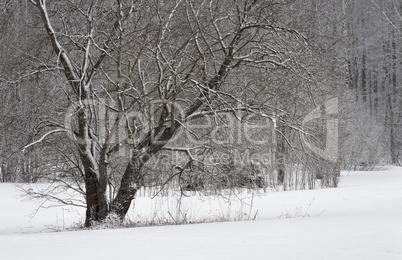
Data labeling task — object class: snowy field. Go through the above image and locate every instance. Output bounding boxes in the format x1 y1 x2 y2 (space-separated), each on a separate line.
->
0 167 401 259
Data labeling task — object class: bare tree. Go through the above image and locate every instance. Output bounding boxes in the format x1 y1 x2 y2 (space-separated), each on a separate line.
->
3 0 341 227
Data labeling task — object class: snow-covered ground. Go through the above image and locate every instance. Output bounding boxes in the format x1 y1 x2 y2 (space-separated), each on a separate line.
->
0 167 401 259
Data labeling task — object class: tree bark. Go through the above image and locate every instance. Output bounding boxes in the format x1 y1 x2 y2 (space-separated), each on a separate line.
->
109 150 143 218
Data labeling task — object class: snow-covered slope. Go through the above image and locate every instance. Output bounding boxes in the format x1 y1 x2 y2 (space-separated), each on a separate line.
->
0 167 401 259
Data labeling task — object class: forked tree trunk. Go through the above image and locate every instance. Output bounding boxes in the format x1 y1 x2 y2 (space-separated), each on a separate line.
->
109 127 176 219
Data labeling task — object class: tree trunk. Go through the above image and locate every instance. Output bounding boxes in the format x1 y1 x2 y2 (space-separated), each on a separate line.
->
390 30 398 164
78 106 107 227
109 150 143 218
276 133 286 186
109 127 175 219
361 51 367 103
81 149 108 226
97 152 109 221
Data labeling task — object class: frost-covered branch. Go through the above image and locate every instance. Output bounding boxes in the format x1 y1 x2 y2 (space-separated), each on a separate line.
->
22 129 66 152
